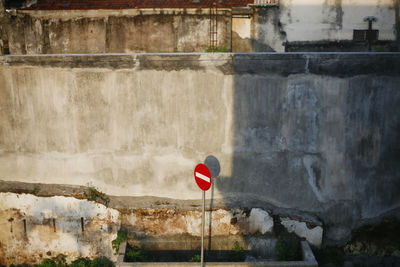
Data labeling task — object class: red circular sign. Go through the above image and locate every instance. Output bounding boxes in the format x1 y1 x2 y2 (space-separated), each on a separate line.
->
194 163 212 191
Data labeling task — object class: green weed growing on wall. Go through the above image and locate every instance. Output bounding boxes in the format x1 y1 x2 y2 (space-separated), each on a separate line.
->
206 45 228 52
85 184 110 206
111 229 129 254
188 254 201 262
125 246 150 262
230 241 246 261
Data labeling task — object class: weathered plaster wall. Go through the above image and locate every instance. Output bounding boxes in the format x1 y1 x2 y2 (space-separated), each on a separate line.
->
231 7 286 52
231 0 397 51
0 0 7 55
0 54 234 198
254 7 286 52
3 0 397 54
232 17 254 52
0 191 322 265
278 0 396 42
0 53 399 248
5 9 232 54
0 192 120 265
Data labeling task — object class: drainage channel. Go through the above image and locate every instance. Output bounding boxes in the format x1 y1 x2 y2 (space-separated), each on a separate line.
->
116 241 318 267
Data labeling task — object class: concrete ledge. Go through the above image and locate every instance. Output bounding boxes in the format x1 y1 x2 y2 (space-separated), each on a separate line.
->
118 242 128 263
1 53 400 77
21 8 233 19
301 241 317 264
116 241 318 267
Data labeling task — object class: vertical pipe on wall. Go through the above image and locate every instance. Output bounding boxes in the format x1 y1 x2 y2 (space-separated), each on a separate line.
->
228 8 233 52
81 217 85 233
396 0 400 50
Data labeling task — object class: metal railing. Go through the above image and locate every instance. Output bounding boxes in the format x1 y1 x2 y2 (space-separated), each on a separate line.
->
252 0 279 6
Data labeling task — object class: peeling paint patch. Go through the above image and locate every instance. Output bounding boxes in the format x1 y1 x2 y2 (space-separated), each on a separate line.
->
0 193 120 266
280 217 323 247
248 208 274 234
0 191 326 264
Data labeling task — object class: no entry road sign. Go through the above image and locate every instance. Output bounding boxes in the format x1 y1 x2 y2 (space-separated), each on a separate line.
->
194 163 212 191
194 163 213 266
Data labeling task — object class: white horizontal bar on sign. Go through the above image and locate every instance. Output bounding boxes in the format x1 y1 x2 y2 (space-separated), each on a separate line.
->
195 172 210 183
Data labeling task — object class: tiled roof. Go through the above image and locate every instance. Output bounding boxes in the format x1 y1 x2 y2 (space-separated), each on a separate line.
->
22 0 254 10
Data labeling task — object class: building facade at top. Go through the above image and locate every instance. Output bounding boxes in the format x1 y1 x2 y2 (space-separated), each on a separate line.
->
0 0 399 54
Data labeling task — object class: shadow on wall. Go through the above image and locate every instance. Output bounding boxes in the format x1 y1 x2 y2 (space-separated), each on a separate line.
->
204 155 221 251
213 54 400 247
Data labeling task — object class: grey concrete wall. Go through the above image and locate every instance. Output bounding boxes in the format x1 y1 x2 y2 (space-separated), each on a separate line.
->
0 53 400 246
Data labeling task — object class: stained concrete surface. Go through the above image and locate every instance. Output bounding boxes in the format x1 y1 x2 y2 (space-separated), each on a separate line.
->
2 9 232 54
0 53 399 255
0 190 321 265
1 1 398 54
0 192 120 265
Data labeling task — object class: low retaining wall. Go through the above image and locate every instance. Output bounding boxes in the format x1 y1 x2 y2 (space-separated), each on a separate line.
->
0 191 321 265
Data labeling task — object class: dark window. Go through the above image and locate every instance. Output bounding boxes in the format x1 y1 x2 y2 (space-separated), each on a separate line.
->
353 30 366 42
353 30 379 42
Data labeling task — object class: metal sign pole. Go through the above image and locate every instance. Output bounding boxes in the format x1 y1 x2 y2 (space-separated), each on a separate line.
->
194 163 212 267
201 190 205 267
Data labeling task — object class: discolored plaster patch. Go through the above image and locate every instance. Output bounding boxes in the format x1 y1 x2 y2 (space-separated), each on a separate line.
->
248 208 274 234
121 208 239 237
0 192 120 266
280 217 323 247
335 0 343 29
322 0 343 29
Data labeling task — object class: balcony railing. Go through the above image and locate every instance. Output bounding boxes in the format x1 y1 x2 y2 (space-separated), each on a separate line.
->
252 0 279 6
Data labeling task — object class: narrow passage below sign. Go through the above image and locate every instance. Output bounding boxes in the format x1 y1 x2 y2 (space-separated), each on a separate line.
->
194 163 212 191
